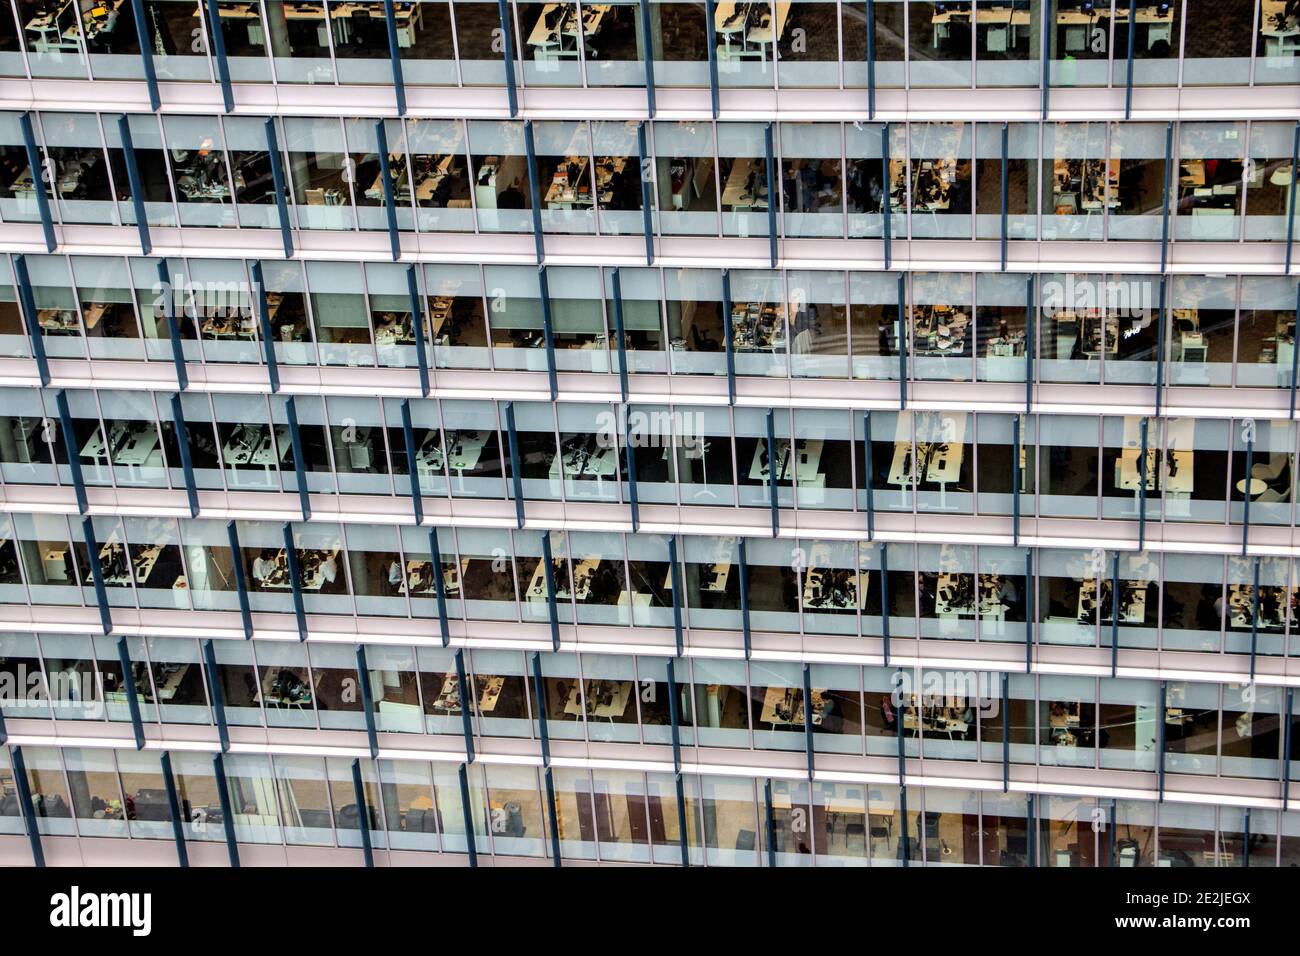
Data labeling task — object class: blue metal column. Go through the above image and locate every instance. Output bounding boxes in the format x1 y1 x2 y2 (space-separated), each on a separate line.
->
54 390 89 515
117 116 152 254
158 261 187 388
1001 671 1009 792
375 120 402 261
264 119 294 259
1024 275 1034 413
1027 793 1036 867
763 779 776 867
204 0 234 112
1025 549 1034 673
543 766 562 867
801 663 815 782
624 412 641 532
538 266 559 400
281 522 308 640
212 753 241 867
454 648 476 763
355 645 379 759
637 124 655 265
1287 123 1299 275
668 536 684 656
738 538 751 660
764 122 777 268
81 517 113 635
541 533 562 651
897 771 909 866
1123 0 1136 119
202 638 231 752
382 0 407 116
160 751 189 867
879 542 891 665
524 122 546 264
1157 680 1167 801
116 636 145 749
10 747 44 867
283 397 311 520
705 0 720 119
1154 275 1167 417
863 412 875 540
250 261 280 393
1012 414 1021 546
1289 284 1300 419
722 269 736 404
19 113 56 252
666 657 683 773
14 255 50 386
896 273 907 409
895 689 907 784
765 408 779 537
1039 0 1050 118
666 660 689 866
530 651 551 767
880 122 892 270
1249 556 1261 682
673 772 690 866
865 0 876 119
530 651 562 866
429 526 452 647
458 763 478 867
1000 122 1009 272
129 0 161 110
611 267 630 401
1138 416 1149 550
637 0 657 115
504 402 525 529
1242 430 1255 558
1110 551 1120 678
406 266 431 396
1285 687 1295 809
399 398 424 526
226 521 254 639
1159 122 1174 275
496 0 519 116
351 758 375 867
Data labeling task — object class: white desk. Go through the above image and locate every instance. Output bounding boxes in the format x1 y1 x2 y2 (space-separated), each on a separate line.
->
747 438 824 485
565 679 631 720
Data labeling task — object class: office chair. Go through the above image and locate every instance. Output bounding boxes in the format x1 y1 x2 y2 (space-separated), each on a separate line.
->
691 324 720 353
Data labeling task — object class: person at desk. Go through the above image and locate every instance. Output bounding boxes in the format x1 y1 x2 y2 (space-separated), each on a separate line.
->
606 161 640 210
320 552 339 587
878 321 892 357
252 549 277 585
879 694 896 731
498 179 526 209
387 558 403 595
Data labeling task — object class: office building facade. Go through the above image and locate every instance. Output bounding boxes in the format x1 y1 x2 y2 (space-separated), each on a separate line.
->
0 0 1297 867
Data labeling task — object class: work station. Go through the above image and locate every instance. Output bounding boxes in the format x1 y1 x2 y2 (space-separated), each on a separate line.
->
747 435 827 491
713 1 791 68
219 421 293 483
525 2 613 63
78 418 164 482
247 544 344 593
719 154 770 215
730 295 786 355
801 544 866 613
1108 416 1192 503
887 411 969 502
